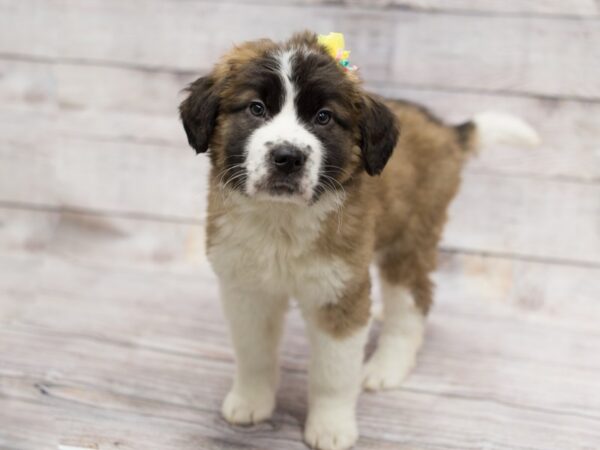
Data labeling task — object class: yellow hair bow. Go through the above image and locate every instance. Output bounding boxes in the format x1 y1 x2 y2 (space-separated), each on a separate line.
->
317 32 357 72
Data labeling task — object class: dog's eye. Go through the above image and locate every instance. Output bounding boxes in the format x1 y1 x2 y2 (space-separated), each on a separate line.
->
315 109 332 125
249 101 266 117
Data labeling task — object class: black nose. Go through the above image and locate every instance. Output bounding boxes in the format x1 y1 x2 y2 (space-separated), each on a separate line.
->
271 146 306 174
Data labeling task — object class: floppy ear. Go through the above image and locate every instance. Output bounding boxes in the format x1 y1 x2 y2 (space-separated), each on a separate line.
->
179 75 219 154
359 95 399 176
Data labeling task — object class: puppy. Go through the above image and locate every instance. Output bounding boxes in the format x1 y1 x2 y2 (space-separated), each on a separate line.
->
179 32 538 450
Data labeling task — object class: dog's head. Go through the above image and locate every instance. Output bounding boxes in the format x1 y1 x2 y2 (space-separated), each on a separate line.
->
179 32 399 204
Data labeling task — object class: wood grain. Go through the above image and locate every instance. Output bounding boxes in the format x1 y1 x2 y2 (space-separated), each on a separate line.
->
211 0 600 18
1 1 599 99
367 0 600 17
1 244 599 450
443 172 600 265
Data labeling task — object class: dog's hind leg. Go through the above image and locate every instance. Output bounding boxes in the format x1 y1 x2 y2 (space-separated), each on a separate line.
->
362 254 432 391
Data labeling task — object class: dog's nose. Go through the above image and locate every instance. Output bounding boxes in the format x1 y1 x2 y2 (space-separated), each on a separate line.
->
271 146 306 174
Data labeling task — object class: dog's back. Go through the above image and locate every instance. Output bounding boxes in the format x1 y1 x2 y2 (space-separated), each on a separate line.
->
369 100 539 313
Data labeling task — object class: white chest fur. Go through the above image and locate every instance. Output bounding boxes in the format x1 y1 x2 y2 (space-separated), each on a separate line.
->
207 194 351 305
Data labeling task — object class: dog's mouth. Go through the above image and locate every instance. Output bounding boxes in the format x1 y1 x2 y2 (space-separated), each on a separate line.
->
252 176 312 204
268 180 299 195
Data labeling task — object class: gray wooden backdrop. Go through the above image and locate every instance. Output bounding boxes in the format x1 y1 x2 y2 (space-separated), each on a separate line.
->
1 1 599 449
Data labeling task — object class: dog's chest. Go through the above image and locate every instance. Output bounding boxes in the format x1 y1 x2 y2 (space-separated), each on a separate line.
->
207 203 350 303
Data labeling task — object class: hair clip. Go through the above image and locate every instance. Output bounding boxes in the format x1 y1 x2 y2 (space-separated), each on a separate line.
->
317 32 358 73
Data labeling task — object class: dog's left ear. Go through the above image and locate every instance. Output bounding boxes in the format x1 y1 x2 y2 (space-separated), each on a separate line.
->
359 94 399 176
179 75 220 154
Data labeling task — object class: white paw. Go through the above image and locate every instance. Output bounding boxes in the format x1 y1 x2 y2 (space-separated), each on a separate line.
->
362 348 416 391
221 388 275 425
304 410 358 450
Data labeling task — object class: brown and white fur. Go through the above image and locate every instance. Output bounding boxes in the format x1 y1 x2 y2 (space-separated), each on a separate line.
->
179 32 539 450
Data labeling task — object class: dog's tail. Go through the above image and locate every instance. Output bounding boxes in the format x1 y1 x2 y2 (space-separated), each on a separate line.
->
455 111 540 153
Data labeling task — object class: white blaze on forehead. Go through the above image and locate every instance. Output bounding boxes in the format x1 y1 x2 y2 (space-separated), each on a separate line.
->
244 49 323 201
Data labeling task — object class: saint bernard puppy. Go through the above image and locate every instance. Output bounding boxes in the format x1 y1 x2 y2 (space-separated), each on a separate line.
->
179 32 539 450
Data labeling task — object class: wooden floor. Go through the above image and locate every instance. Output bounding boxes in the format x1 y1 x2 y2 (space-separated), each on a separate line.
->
1 1 600 449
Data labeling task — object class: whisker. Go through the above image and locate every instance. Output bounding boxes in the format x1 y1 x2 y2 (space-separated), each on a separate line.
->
214 164 246 203
321 174 346 196
220 170 247 203
217 164 245 186
322 164 352 179
317 176 345 233
221 172 247 193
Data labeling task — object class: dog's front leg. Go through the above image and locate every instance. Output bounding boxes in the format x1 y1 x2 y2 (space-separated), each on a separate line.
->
219 281 288 425
299 288 370 450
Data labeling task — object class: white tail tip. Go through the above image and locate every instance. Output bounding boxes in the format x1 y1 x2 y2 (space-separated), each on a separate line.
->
473 111 541 148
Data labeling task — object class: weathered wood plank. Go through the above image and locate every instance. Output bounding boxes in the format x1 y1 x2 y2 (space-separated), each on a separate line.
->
0 397 57 450
0 107 206 221
210 0 600 18
1 0 598 99
443 172 600 266
434 251 600 333
387 11 600 101
1 248 599 449
371 0 600 17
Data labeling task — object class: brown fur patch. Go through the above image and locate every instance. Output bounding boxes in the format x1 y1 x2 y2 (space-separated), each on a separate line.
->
317 275 372 338
372 101 469 314
313 101 469 322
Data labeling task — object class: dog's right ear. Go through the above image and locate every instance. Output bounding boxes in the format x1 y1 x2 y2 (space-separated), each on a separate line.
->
358 94 399 176
179 75 219 154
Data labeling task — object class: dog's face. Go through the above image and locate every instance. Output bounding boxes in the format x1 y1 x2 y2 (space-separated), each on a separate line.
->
180 32 398 204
